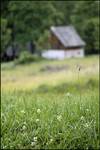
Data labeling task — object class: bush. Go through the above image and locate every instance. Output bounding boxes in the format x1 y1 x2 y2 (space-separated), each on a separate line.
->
14 51 42 65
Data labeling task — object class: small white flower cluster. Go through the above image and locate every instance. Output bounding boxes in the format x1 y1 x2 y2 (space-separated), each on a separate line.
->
36 119 39 122
86 109 89 112
31 137 38 147
31 141 36 147
84 123 89 128
21 110 25 114
65 92 72 97
3 146 7 149
22 122 27 130
80 116 85 121
22 125 27 130
37 109 41 114
50 138 53 143
57 115 62 122
33 137 38 142
46 138 53 145
23 121 27 125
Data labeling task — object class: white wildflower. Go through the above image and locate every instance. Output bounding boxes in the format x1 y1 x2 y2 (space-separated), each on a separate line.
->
22 125 27 130
23 121 27 125
37 109 41 113
3 146 7 149
36 119 39 122
66 92 71 97
57 115 62 121
50 139 53 143
33 136 37 142
86 109 89 112
31 141 36 147
85 123 89 128
80 116 85 120
21 110 25 114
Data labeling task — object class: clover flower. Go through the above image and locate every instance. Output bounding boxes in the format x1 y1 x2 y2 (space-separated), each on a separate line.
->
31 141 36 147
23 121 27 125
33 137 37 142
21 110 25 114
31 137 38 146
65 92 71 97
36 119 39 122
22 125 27 130
37 109 41 113
50 139 53 143
57 115 62 121
85 123 89 128
86 109 89 112
80 116 85 121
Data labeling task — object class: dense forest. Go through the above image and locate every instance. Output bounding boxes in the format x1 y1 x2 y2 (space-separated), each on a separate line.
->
1 0 99 56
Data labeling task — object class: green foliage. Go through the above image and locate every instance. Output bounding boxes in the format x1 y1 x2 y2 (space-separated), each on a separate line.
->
37 30 51 50
1 18 11 53
1 87 99 149
7 1 60 43
1 55 99 149
83 18 99 53
71 1 99 54
14 51 42 65
35 78 98 94
1 1 99 55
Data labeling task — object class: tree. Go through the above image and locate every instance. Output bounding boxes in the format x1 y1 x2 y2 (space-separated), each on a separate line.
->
1 18 11 53
1 0 99 55
71 1 99 54
7 1 62 44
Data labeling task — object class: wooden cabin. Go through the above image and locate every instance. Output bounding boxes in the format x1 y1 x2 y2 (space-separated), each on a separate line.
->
42 25 86 59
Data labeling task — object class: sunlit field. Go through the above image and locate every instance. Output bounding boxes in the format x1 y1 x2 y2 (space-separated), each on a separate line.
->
1 55 99 149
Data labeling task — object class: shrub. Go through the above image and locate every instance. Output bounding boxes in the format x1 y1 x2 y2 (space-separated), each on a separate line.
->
14 51 42 65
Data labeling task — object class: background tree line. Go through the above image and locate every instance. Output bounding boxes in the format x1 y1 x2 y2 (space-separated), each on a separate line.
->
1 0 99 55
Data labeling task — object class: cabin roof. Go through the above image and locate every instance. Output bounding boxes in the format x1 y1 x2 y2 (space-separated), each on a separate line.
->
50 25 86 48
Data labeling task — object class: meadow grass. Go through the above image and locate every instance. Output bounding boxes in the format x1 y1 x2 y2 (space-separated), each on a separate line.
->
1 89 99 149
1 55 99 91
1 55 99 149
